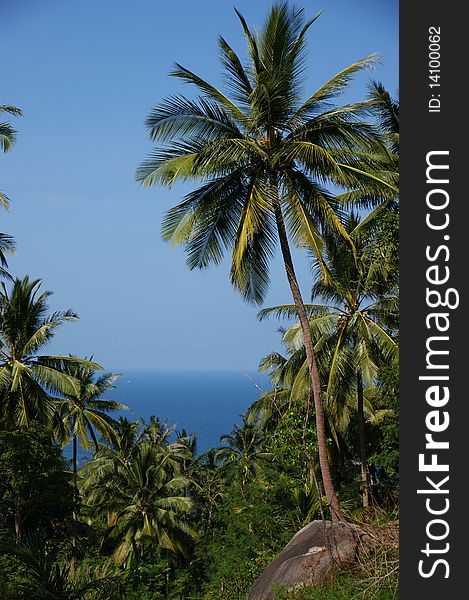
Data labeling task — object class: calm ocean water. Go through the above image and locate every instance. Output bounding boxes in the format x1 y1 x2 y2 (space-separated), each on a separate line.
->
107 370 270 454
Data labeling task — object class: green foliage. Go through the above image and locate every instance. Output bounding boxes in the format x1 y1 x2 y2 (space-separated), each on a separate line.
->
258 211 399 509
0 7 400 600
79 418 196 566
117 557 169 599
371 208 399 283
367 366 399 504
0 538 121 600
196 477 296 600
56 364 126 454
112 554 197 600
266 402 318 474
216 417 272 488
0 423 73 542
0 277 102 429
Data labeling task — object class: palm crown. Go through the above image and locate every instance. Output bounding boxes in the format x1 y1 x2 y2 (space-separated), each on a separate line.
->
57 363 126 451
216 417 271 486
137 2 396 304
80 423 195 565
0 277 100 428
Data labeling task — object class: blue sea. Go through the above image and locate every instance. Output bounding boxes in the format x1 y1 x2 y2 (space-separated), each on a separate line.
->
107 370 270 454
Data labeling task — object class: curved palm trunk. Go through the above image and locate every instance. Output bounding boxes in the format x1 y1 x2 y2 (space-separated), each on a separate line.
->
302 391 325 520
272 194 344 522
357 373 370 507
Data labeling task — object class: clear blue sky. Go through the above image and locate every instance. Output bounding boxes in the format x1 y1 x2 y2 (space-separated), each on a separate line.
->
2 0 398 372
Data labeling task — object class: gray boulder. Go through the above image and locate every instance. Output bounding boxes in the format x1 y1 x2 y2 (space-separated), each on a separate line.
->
248 520 375 600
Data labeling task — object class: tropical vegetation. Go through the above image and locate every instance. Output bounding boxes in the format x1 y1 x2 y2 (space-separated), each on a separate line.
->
1 4 399 599
136 2 397 521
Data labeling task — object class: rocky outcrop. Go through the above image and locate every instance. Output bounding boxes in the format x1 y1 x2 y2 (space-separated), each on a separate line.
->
248 520 376 600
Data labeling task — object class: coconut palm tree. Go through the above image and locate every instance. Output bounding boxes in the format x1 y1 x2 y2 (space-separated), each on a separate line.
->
259 214 398 506
55 363 127 572
0 277 100 429
93 417 142 464
137 3 397 520
80 441 195 566
141 415 175 446
57 364 126 462
216 417 271 488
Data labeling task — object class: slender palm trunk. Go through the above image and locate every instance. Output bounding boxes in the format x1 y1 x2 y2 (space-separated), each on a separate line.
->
357 372 370 507
71 432 78 575
272 192 343 522
14 507 21 542
302 391 325 520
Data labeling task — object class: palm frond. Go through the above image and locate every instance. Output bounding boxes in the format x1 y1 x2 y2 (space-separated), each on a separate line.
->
218 36 253 104
170 63 248 126
230 174 276 304
0 121 17 152
145 95 241 143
